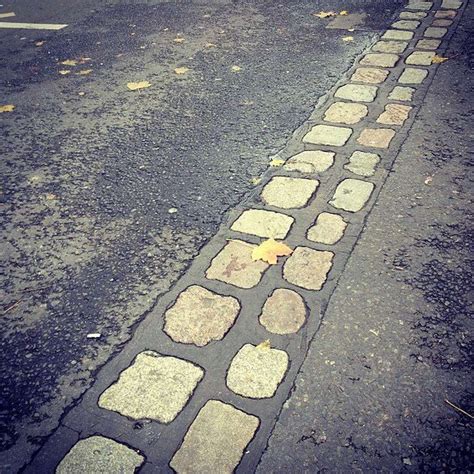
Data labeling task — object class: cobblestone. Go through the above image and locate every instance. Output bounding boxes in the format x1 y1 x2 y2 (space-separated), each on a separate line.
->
307 212 347 244
360 53 399 68
406 51 436 65
398 67 428 84
389 86 415 101
432 18 453 26
227 344 289 398
206 240 268 288
357 128 396 148
424 26 448 38
98 352 204 423
344 151 380 177
372 40 409 54
303 124 353 146
261 176 319 209
435 9 457 18
283 150 334 173
391 20 421 30
323 102 368 124
334 84 378 102
259 289 306 334
400 11 427 19
283 247 334 290
382 29 414 41
441 0 462 8
351 67 389 84
377 104 412 126
231 209 294 239
164 286 240 347
170 400 259 474
330 179 375 212
416 38 441 49
56 437 144 474
406 1 433 10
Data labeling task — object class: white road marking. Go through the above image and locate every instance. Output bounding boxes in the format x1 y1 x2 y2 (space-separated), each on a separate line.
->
0 12 15 18
0 21 67 30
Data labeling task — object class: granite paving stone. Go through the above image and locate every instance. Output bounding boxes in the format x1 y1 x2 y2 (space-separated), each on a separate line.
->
424 26 448 38
432 18 453 26
303 124 353 146
261 176 319 209
360 53 399 68
206 240 268 288
400 11 427 19
283 150 334 173
170 400 259 474
329 178 375 212
323 102 368 125
406 51 436 65
283 247 334 290
391 20 421 30
388 86 415 101
398 67 428 84
344 151 380 177
434 9 457 18
382 29 414 41
416 38 441 49
231 209 294 239
357 128 396 148
372 40 409 54
164 286 240 347
56 436 144 474
441 0 462 8
377 104 412 126
351 67 389 84
98 352 204 423
259 288 307 334
334 84 378 102
226 344 289 398
307 212 347 245
406 1 433 10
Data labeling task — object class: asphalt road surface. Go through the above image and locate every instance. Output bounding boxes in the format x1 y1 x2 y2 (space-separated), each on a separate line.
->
1 0 433 470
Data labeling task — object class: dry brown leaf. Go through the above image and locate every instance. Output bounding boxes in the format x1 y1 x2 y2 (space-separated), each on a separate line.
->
58 70 71 75
270 158 285 167
0 104 15 113
60 59 77 66
127 81 151 90
173 37 185 43
77 69 92 75
314 11 337 18
252 238 293 265
174 67 189 75
342 36 354 42
256 339 271 350
231 65 242 72
432 55 449 64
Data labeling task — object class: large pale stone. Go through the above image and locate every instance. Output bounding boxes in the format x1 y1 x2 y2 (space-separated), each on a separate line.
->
416 38 441 49
206 240 268 288
435 10 457 18
261 177 318 209
406 1 433 10
357 128 396 148
391 20 420 30
441 0 462 9
372 40 408 54
303 124 352 146
406 51 436 65
388 86 415 101
433 18 453 26
400 11 427 19
259 288 306 334
227 344 289 398
283 247 334 290
344 151 380 177
307 212 347 245
170 401 259 474
164 286 240 347
351 67 389 84
330 179 375 212
424 27 447 38
360 53 399 68
283 150 334 173
231 209 294 239
56 437 144 474
377 104 412 126
335 84 378 102
323 102 368 124
382 30 414 41
98 352 203 423
398 68 428 84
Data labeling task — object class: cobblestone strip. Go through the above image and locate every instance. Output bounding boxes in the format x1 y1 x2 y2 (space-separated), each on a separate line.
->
26 1 466 473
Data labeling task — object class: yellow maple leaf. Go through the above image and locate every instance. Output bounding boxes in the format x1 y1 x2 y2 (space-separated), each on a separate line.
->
313 11 337 18
58 70 71 75
252 238 293 265
256 339 271 350
127 81 151 90
60 59 77 66
342 36 354 42
231 65 242 72
270 158 285 167
0 104 15 113
174 67 189 75
340 10 349 15
432 55 449 64
77 69 92 75
173 37 185 43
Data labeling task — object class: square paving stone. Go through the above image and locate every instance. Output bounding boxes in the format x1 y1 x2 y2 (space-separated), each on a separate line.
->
329 178 375 212
231 209 294 239
259 288 306 334
323 102 368 125
344 151 380 177
226 344 289 398
406 1 433 10
283 247 334 290
382 30 414 41
377 104 412 126
435 10 457 18
416 38 441 49
261 176 318 209
283 150 335 173
441 0 462 8
388 86 415 101
424 27 448 38
98 352 204 423
56 436 144 474
334 84 378 102
400 11 427 19
303 124 353 146
351 67 389 84
307 212 347 245
357 128 396 148
392 20 421 30
406 51 436 65
360 53 399 68
164 286 240 347
432 18 453 26
398 67 428 84
372 40 409 54
206 240 268 288
170 400 259 474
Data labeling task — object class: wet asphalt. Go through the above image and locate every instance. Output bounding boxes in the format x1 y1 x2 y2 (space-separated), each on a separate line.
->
0 0 404 470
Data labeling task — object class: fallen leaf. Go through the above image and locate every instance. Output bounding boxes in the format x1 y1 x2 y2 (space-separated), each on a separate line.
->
127 81 151 90
174 67 189 75
205 42 217 48
347 28 355 32
58 70 71 75
35 41 45 47
60 59 77 66
313 11 337 18
432 55 449 64
424 176 433 185
0 104 15 113
231 65 242 72
173 37 185 43
86 333 101 339
340 10 349 15
45 193 57 200
240 99 254 106
250 177 261 185
270 158 285 167
342 36 354 42
77 69 93 75
256 339 271 350
79 57 92 63
78 92 86 96
252 238 293 265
